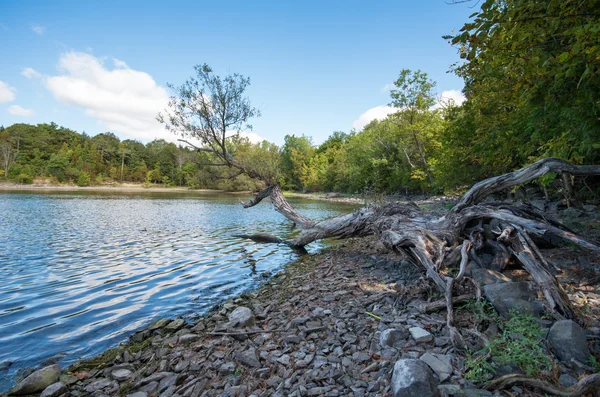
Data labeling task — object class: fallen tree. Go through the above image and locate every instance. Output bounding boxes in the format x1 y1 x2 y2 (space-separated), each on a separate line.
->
240 158 600 342
158 64 600 341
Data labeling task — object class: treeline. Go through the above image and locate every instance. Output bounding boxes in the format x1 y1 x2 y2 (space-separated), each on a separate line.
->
2 0 599 195
0 123 263 190
279 0 600 194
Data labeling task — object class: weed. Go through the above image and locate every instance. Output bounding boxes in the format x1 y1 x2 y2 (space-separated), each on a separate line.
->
464 310 554 383
588 355 600 372
464 350 495 383
458 298 500 326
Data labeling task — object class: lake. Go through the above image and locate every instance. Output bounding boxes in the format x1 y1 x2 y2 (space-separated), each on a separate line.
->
0 190 356 391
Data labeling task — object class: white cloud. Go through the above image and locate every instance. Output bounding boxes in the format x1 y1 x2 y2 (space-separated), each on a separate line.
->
113 58 128 69
352 105 398 130
21 67 42 79
31 24 45 35
226 130 264 144
44 51 171 142
0 81 16 103
436 90 466 109
8 105 35 116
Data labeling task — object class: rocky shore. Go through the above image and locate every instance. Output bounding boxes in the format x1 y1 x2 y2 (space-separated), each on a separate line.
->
4 206 600 397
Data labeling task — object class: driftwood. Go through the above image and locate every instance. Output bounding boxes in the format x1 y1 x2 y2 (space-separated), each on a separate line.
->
485 373 600 397
238 158 600 331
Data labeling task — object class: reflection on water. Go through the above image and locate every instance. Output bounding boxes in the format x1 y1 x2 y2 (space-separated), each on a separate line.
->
0 190 355 390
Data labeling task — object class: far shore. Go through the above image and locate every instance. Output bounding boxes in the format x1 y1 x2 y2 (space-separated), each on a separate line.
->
0 182 367 203
0 183 244 195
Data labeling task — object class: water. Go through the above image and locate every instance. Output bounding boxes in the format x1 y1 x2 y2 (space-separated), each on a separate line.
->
0 190 356 390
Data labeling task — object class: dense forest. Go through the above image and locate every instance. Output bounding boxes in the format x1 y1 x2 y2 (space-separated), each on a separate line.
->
1 0 599 196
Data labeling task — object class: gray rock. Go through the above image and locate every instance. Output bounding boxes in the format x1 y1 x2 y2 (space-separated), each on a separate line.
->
483 282 538 318
582 204 597 212
420 353 453 382
471 269 512 285
178 333 200 344
391 359 439 397
548 320 590 363
148 318 170 330
9 364 61 395
111 368 133 381
158 373 178 393
463 390 493 397
59 374 79 386
219 362 236 376
40 382 67 397
380 328 408 347
165 318 185 331
236 348 259 367
559 373 578 388
127 392 148 397
409 327 433 343
84 378 113 393
228 307 254 327
438 384 461 396
140 380 158 394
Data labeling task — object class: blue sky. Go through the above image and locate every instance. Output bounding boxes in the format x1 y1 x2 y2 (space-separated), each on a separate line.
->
0 0 475 145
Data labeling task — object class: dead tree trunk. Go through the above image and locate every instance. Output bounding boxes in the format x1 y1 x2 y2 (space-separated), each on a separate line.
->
241 158 600 327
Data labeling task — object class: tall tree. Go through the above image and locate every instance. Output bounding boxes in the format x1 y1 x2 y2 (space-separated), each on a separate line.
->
389 69 437 184
0 141 17 178
449 0 600 170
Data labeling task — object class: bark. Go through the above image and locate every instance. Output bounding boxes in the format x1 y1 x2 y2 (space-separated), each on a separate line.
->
239 158 600 325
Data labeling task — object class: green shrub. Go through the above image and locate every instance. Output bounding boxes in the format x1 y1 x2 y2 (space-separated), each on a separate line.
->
465 310 553 383
77 172 91 187
16 173 33 184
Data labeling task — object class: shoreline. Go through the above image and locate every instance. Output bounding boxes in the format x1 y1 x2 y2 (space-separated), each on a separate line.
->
3 230 600 396
0 183 458 209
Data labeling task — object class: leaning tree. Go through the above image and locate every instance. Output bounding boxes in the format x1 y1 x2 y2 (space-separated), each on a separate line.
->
158 64 600 349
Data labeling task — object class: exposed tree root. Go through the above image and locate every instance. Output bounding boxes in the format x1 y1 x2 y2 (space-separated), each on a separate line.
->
237 158 600 328
485 373 600 397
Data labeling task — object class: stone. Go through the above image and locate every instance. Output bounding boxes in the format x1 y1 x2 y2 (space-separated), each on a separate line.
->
471 269 512 285
158 373 178 392
40 382 67 397
547 320 590 363
236 348 259 367
380 328 408 347
463 390 493 397
178 334 200 344
84 378 113 393
419 353 453 382
148 318 170 331
127 393 148 397
437 384 461 396
409 327 433 343
59 374 79 386
391 359 439 397
165 318 185 331
483 282 539 318
9 364 61 395
111 368 133 381
219 362 236 376
559 374 578 388
276 354 291 365
228 307 255 327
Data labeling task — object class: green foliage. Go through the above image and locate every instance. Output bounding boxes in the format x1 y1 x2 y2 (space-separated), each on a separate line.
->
449 0 600 170
588 355 600 372
77 171 91 187
0 123 226 189
465 310 553 383
16 173 33 184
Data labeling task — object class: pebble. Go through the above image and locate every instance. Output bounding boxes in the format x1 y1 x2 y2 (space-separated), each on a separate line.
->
409 327 433 343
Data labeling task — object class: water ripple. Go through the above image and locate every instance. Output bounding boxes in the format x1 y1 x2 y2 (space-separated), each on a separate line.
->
0 190 355 391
